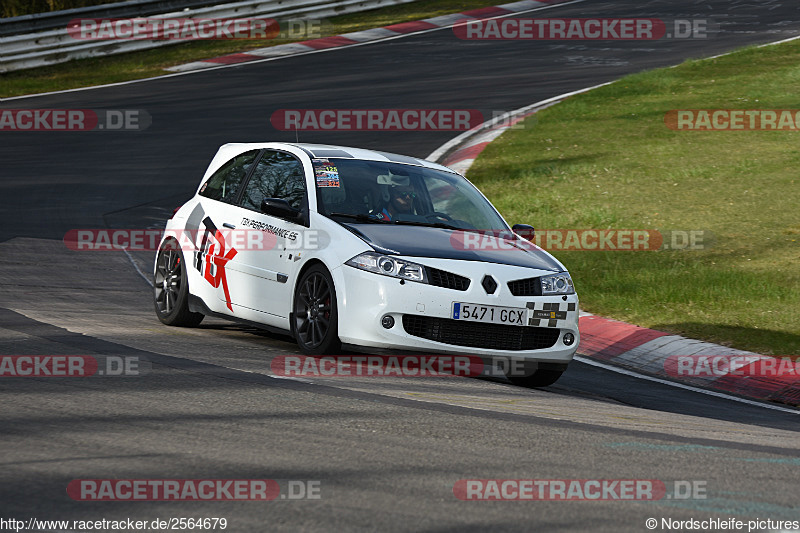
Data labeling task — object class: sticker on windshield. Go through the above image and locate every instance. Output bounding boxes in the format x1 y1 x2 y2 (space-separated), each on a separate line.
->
314 160 340 188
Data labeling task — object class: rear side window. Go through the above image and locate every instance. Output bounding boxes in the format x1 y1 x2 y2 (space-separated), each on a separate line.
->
199 150 259 204
240 150 307 212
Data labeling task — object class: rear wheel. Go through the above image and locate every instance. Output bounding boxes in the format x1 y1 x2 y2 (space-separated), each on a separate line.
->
153 241 204 327
293 265 340 355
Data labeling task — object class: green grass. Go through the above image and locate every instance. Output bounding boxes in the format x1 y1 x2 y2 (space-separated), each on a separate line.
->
467 42 800 355
1 0 496 97
2 0 121 18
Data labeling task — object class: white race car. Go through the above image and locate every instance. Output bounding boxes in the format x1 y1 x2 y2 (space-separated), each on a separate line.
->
153 143 579 386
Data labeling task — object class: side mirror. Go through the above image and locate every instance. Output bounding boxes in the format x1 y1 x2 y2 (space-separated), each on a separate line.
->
512 223 535 240
261 198 303 222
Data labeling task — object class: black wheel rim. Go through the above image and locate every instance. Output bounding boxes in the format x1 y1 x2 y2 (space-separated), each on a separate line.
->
294 272 332 349
154 248 182 315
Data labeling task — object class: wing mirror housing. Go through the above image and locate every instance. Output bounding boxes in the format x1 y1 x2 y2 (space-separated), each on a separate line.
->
512 223 535 240
261 198 303 223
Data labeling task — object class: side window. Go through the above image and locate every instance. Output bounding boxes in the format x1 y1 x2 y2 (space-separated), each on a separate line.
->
199 150 259 204
240 150 307 213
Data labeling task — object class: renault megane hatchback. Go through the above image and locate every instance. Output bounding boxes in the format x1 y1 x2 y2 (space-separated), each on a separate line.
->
153 143 579 386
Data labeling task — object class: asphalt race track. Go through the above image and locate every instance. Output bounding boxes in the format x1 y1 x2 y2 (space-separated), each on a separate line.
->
1 0 799 531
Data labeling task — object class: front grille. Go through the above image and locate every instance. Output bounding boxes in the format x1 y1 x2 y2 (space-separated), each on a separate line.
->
427 267 470 291
508 277 542 296
402 315 559 351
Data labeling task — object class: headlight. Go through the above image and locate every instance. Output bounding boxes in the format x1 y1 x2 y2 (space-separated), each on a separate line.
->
541 272 574 295
346 252 428 284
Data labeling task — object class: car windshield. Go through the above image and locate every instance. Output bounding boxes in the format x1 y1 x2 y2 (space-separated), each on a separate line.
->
314 158 509 231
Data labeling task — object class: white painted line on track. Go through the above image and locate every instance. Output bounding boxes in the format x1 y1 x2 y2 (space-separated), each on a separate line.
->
123 248 153 287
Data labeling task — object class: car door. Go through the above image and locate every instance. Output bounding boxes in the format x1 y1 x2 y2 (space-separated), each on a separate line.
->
226 149 310 319
189 149 260 316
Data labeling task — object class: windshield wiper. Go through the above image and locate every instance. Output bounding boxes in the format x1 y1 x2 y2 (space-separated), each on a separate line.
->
329 213 463 230
327 212 390 224
392 220 461 230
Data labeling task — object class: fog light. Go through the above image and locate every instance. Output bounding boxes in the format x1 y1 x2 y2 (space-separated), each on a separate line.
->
381 315 395 329
563 332 575 346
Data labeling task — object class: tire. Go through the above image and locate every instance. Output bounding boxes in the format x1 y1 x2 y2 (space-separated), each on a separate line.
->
506 369 563 388
153 241 204 327
292 264 341 355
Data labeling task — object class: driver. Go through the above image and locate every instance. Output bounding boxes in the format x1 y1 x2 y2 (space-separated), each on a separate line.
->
373 185 416 221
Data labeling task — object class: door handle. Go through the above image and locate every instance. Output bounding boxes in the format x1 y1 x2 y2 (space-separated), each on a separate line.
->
223 223 236 229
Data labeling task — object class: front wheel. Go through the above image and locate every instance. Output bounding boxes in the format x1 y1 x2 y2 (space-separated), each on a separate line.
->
153 241 204 327
293 265 341 355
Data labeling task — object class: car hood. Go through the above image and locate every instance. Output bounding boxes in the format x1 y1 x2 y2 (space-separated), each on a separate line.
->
344 223 563 271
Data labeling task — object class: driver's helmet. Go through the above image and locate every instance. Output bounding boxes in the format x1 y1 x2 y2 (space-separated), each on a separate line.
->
377 171 411 203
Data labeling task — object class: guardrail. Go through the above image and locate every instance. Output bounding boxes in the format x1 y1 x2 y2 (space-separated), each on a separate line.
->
0 0 228 36
0 0 416 73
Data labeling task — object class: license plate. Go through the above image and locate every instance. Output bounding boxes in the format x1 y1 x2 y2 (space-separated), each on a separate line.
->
452 302 525 326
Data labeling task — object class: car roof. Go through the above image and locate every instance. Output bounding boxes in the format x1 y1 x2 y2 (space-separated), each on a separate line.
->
213 142 458 175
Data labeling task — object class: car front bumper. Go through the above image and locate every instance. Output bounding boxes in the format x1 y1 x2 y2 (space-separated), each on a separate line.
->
332 258 579 364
